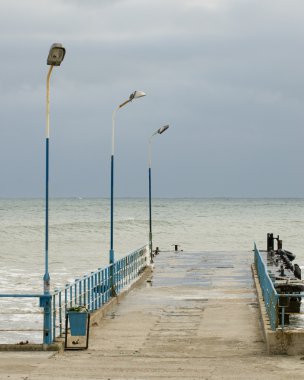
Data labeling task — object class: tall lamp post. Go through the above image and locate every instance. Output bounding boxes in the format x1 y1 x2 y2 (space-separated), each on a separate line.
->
148 125 169 263
44 43 65 293
43 43 65 344
110 91 146 267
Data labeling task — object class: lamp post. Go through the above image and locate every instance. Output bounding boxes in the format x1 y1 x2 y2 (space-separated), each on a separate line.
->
110 91 146 267
42 43 65 344
148 125 169 263
44 43 65 293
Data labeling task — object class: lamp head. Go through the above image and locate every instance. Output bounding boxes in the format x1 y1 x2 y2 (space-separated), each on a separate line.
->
47 43 66 66
158 125 170 134
129 90 146 101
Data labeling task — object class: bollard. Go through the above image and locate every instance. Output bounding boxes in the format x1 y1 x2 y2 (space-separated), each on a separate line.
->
267 233 274 252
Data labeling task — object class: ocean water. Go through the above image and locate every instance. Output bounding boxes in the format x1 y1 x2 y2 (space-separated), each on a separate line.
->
1 198 304 343
1 197 304 293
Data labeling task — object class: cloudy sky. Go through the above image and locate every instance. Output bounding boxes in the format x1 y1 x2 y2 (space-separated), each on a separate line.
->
1 0 304 198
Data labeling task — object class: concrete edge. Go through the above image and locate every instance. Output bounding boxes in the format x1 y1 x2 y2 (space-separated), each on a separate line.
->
251 263 304 355
0 343 62 352
0 265 153 352
251 264 271 347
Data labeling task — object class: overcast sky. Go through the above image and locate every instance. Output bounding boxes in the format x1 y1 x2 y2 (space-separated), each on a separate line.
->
1 0 304 198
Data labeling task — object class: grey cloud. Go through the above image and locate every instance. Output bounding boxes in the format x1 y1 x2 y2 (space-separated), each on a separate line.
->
1 0 304 197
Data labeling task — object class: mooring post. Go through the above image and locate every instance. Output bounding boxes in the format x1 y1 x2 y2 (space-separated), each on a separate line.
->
267 233 274 251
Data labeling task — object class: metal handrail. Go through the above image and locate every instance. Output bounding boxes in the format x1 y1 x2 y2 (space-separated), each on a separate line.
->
52 244 149 340
254 243 279 330
0 244 149 345
254 243 304 330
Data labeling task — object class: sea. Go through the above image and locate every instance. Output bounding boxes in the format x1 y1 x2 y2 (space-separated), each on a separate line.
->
1 197 304 343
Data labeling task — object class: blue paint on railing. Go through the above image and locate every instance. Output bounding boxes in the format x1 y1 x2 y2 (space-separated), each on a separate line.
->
51 244 149 341
255 243 304 331
0 244 149 345
254 243 304 331
254 243 279 330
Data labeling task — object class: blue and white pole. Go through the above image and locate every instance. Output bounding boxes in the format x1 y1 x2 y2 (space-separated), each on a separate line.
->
148 138 153 263
43 44 65 345
110 106 119 266
44 65 53 296
41 65 54 345
148 125 170 263
109 91 146 266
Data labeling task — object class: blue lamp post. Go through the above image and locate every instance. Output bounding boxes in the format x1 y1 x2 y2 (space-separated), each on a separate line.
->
43 43 65 344
148 125 169 263
44 43 65 293
110 91 146 266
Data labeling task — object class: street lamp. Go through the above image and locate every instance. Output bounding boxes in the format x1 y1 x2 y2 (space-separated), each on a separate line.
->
148 124 169 263
44 43 65 295
110 91 146 267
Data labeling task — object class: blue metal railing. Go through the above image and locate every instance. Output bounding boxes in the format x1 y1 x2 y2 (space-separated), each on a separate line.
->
254 243 304 331
0 244 149 345
254 243 279 330
52 244 149 340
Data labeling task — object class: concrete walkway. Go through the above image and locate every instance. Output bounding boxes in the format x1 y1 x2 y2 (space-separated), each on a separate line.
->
1 250 304 379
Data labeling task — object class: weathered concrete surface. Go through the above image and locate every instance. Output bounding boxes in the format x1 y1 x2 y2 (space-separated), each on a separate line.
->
1 251 304 379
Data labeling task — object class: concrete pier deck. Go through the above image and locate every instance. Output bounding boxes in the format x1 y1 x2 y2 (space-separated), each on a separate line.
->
1 250 304 379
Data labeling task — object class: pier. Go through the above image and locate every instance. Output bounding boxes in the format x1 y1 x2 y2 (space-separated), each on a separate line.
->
1 249 304 379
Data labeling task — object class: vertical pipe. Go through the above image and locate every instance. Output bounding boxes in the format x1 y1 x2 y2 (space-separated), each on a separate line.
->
44 137 50 293
98 271 101 308
106 267 110 302
42 296 52 345
95 273 98 309
43 65 54 345
44 65 53 295
126 257 129 286
59 292 62 337
106 268 109 302
64 286 68 316
101 270 104 304
149 167 153 263
110 154 114 264
109 107 117 267
113 263 116 292
130 256 132 282
121 259 124 287
52 294 56 340
91 273 95 310
83 277 87 307
79 280 82 306
110 155 114 262
109 155 115 297
74 282 77 305
88 276 91 311
69 286 72 308
117 261 120 292
123 258 126 287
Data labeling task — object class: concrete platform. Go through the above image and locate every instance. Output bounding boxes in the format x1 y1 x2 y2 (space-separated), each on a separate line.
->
1 250 304 379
